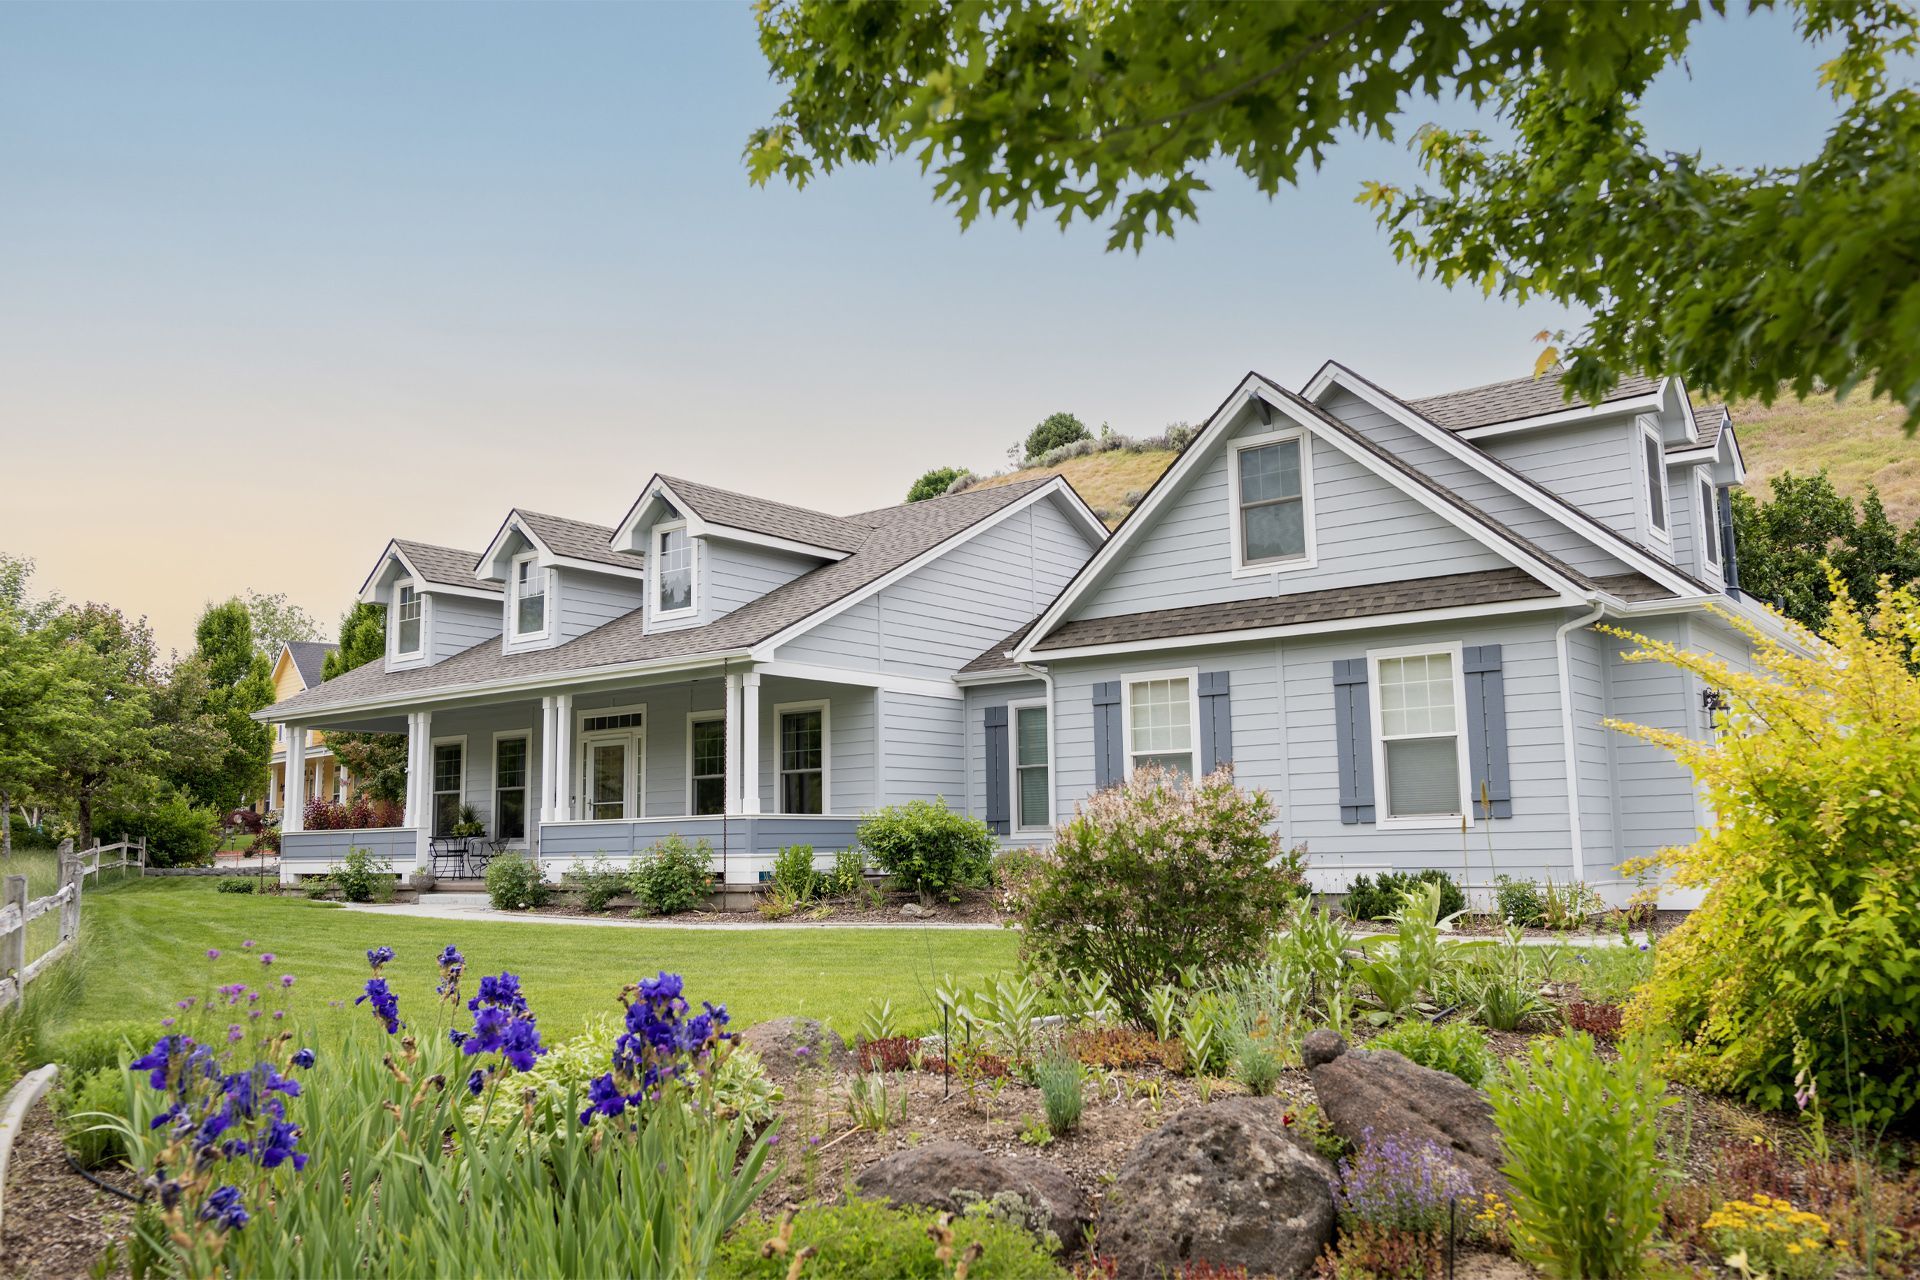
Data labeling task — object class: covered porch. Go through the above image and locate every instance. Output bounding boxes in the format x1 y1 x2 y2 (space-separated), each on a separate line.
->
277 663 883 886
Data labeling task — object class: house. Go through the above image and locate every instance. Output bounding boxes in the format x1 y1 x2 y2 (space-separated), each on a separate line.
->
960 364 1789 907
260 478 1107 883
256 641 348 818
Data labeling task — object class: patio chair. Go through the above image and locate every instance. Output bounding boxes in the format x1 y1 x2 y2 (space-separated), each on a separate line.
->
428 837 468 879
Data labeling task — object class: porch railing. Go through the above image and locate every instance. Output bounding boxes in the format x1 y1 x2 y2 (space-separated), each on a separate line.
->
537 814 863 883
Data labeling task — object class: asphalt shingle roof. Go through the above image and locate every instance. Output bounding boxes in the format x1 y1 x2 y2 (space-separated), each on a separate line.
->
516 510 645 571
270 477 1060 717
285 641 337 689
1409 372 1664 432
394 540 501 594
659 475 877 554
958 619 1037 677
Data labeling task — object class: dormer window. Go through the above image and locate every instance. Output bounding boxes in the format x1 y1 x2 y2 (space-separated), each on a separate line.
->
1699 474 1721 569
652 521 696 619
1229 428 1315 575
512 554 547 638
1641 422 1668 541
395 582 423 657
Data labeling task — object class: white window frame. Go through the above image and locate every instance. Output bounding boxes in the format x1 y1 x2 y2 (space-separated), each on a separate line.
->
329 759 345 805
773 699 831 815
1228 427 1317 577
429 735 467 838
1119 667 1202 780
1694 467 1721 573
1365 641 1474 831
650 520 699 622
1008 698 1052 832
392 578 426 660
685 711 727 817
491 730 531 845
509 552 550 642
1637 417 1670 546
574 702 645 822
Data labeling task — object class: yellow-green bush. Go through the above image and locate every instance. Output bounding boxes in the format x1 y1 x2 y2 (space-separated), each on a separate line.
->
1607 574 1920 1125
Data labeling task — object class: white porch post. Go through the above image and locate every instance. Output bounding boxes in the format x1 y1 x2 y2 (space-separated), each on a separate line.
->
538 696 557 824
724 670 742 813
283 726 308 832
405 710 433 868
739 671 762 815
552 693 573 821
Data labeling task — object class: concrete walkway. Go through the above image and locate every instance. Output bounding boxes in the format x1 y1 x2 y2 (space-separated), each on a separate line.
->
335 895 1006 931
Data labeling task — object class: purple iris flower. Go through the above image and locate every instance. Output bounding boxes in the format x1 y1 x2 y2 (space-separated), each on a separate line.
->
356 978 401 1033
201 1185 249 1231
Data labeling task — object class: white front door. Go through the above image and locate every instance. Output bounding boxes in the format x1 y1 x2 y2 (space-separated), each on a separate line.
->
582 735 633 820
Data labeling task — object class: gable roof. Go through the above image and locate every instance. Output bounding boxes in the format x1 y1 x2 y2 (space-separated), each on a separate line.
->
1408 372 1665 432
513 510 646 572
957 619 1038 679
269 477 1078 718
637 476 877 556
283 641 337 690
393 540 501 594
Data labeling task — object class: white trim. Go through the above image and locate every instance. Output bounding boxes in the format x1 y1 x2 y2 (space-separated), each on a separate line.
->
547 553 646 580
649 520 700 623
428 734 467 837
508 552 552 644
491 729 531 846
1118 666 1201 781
1008 698 1052 832
1555 600 1605 882
772 698 831 815
699 523 851 562
1364 641 1474 831
685 710 727 817
755 659 964 701
1227 426 1317 576
1694 466 1722 574
390 578 427 664
576 701 645 821
1451 391 1668 439
1637 415 1671 548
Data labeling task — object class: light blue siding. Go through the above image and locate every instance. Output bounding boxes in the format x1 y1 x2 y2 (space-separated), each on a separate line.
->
555 568 646 644
1480 419 1644 546
428 594 503 664
704 539 818 621
879 690 966 806
756 678 877 815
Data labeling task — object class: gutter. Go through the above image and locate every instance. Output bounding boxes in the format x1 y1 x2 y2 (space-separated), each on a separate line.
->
1554 597 1608 883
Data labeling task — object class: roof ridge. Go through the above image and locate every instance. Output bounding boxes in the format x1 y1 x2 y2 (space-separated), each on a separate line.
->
1407 371 1562 403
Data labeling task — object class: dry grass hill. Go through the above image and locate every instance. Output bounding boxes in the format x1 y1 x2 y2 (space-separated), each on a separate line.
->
966 391 1917 529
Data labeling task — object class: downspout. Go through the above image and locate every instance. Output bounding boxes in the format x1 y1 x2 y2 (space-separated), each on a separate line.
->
1555 597 1607 884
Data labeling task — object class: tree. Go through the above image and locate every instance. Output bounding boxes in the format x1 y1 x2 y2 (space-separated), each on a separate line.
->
0 556 60 859
320 602 407 804
322 602 386 680
36 602 162 849
906 465 966 503
1024 411 1089 461
244 589 322 658
749 2 1920 426
1733 473 1920 630
158 599 274 814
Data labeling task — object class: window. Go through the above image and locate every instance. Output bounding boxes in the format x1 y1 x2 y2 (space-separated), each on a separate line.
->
688 715 726 816
1125 673 1197 779
431 739 465 836
652 522 695 617
330 763 345 805
395 582 423 656
777 704 826 814
1371 648 1469 824
1013 703 1050 830
1699 475 1721 569
1230 430 1313 572
512 555 547 637
494 734 528 841
1642 424 1668 538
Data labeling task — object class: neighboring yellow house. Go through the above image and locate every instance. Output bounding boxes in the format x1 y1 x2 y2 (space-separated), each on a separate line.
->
258 642 353 818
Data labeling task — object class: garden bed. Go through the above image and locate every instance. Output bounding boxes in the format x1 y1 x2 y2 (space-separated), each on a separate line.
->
517 884 1016 925
1 1098 135 1279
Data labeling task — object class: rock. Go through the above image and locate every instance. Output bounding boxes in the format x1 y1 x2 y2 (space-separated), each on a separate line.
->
854 1141 1090 1252
899 901 936 919
1103 1098 1335 1280
1307 1041 1507 1192
1301 1028 1348 1070
735 1017 851 1079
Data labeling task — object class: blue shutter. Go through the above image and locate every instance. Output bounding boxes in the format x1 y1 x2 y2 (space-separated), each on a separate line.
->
1092 682 1122 790
1331 659 1375 825
1463 645 1513 820
1198 671 1233 775
983 705 1010 836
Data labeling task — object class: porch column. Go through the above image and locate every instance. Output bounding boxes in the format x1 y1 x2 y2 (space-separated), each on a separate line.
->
283 725 308 832
724 670 742 813
406 710 432 867
739 671 762 815
538 696 557 824
551 693 573 821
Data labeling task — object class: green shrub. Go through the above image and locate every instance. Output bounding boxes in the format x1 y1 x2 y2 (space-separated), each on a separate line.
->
1491 1033 1670 1278
1370 1019 1493 1087
633 835 713 915
1493 874 1544 927
332 846 392 904
114 790 219 868
712 1197 1062 1279
484 852 550 911
1612 579 1920 1125
1023 411 1090 462
566 858 631 913
216 877 256 894
57 1067 133 1170
1013 766 1305 1028
1231 1033 1284 1096
825 849 867 898
906 466 966 503
1031 1053 1083 1135
769 845 820 902
857 799 994 905
1343 869 1465 921
48 1021 145 1080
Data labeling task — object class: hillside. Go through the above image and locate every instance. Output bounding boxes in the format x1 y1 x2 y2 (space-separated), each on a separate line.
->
965 391 1918 529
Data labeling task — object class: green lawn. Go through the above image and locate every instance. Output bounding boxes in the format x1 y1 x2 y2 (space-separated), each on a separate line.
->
63 878 1020 1041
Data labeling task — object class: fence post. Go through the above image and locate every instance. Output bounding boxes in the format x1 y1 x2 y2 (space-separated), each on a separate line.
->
137 835 147 873
60 849 81 945
1 875 25 996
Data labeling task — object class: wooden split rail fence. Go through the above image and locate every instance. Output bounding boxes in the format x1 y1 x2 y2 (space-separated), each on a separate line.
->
0 838 143 1011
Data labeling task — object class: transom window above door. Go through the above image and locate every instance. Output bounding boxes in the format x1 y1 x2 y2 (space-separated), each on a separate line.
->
778 705 826 815
1125 674 1196 779
1230 429 1314 572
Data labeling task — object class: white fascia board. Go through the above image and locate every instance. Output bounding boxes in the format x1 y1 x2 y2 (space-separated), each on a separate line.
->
697 524 851 562
1451 391 1669 440
753 476 1090 661
755 659 964 701
475 510 547 583
608 473 672 552
546 554 648 580
1025 594 1581 663
1610 592 1817 657
1303 363 1706 601
356 541 431 604
952 666 1039 687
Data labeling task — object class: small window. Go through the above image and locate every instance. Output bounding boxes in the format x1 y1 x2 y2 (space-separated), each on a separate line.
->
494 735 528 841
395 583 423 656
1126 675 1196 779
1699 477 1721 568
513 556 546 637
431 740 464 836
778 706 825 814
1232 432 1311 570
1643 427 1667 536
330 764 345 805
1373 650 1466 821
1013 704 1049 830
653 523 695 617
689 716 726 816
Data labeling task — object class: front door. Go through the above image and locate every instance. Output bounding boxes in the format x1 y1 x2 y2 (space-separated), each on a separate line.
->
584 737 631 820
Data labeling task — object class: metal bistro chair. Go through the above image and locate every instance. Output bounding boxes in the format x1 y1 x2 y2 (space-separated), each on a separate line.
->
429 835 469 879
466 837 504 877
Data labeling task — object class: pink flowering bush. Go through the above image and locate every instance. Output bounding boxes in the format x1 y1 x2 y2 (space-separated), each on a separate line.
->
1013 765 1305 1027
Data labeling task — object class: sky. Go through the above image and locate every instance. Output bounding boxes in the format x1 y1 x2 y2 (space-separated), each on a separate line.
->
0 2 1849 656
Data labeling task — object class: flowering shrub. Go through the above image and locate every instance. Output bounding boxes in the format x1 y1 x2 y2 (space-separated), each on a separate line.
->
1013 766 1305 1027
632 835 713 915
1610 577 1920 1125
1335 1129 1479 1237
1704 1194 1845 1279
856 798 996 905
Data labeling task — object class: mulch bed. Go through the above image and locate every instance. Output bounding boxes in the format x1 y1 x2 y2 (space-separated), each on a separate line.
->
528 886 1016 926
1 1099 135 1279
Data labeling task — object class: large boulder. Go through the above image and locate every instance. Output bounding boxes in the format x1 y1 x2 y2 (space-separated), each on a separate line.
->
1304 1031 1506 1192
854 1141 1090 1252
1103 1098 1335 1280
736 1017 852 1080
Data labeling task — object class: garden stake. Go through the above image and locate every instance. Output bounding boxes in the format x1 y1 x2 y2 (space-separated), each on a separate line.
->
943 1004 951 1100
1447 1195 1455 1279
